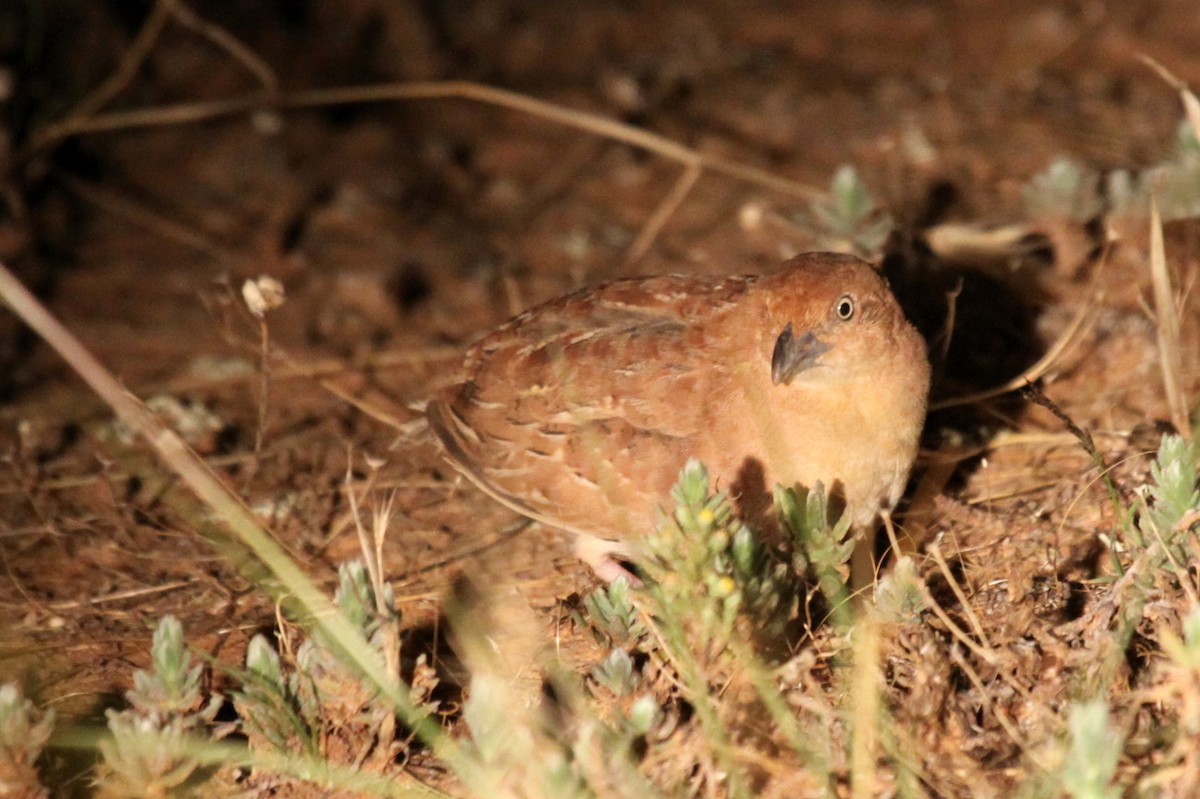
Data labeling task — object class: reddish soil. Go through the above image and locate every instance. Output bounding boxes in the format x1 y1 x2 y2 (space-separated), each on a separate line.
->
3 2 1200 796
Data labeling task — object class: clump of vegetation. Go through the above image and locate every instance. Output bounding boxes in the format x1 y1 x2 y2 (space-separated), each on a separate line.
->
49 436 1200 798
94 616 220 799
1108 121 1200 222
639 459 796 652
776 479 855 624
1058 701 1124 799
574 461 859 796
1025 119 1200 227
1023 156 1105 222
233 559 414 765
0 683 55 799
797 165 893 256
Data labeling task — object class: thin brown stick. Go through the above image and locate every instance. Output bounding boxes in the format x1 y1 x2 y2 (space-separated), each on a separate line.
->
947 643 1037 761
253 316 272 459
1140 54 1200 145
28 0 277 154
626 161 703 263
168 0 278 93
939 278 962 362
0 260 456 761
917 578 998 666
158 346 461 394
57 174 241 264
52 0 174 127
928 301 1094 411
927 542 994 654
318 379 413 431
24 81 824 202
1149 193 1191 439
42 580 192 611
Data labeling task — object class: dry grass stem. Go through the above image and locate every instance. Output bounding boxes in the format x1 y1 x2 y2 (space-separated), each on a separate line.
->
166 0 279 93
29 0 277 154
927 543 994 653
57 173 242 265
916 578 998 668
1149 193 1191 438
626 161 704 263
23 82 824 203
0 259 459 763
43 0 175 132
320 379 414 432
947 644 1035 759
848 614 881 799
1140 54 1200 145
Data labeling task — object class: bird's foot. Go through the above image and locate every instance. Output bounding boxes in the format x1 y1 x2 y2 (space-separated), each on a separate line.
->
573 534 642 586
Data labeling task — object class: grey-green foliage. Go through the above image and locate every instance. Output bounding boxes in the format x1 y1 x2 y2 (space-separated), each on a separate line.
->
1166 607 1200 739
590 648 639 697
236 559 406 754
293 560 401 722
776 481 854 624
1102 434 1200 696
729 521 798 644
625 694 663 739
460 674 592 799
234 634 319 756
1109 120 1200 221
460 676 516 769
641 461 813 797
579 463 858 797
642 459 799 653
97 615 219 799
800 165 893 256
873 556 929 624
0 683 55 797
304 558 397 670
465 671 664 799
643 459 748 642
127 614 205 719
1138 433 1200 563
582 576 647 649
584 462 844 658
1177 606 1200 672
1023 157 1105 221
1060 701 1123 799
328 558 395 637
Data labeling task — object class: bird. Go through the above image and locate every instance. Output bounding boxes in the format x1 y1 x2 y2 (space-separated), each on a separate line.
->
427 252 930 586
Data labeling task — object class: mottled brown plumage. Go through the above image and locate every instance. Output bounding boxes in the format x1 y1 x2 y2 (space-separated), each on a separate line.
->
428 252 930 580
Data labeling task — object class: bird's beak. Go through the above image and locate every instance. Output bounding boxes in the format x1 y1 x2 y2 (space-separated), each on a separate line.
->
771 322 829 385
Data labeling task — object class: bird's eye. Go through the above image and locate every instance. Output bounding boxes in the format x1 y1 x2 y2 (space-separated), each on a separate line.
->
835 295 855 320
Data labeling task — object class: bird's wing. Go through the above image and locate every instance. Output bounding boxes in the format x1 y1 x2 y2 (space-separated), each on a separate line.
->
429 274 755 539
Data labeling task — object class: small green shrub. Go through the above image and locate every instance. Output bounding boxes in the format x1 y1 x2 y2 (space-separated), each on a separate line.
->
95 616 219 799
0 682 55 798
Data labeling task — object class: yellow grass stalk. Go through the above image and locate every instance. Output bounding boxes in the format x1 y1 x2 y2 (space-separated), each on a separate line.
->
1149 195 1191 439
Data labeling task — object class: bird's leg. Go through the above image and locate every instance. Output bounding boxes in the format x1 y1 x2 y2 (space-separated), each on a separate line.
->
848 530 877 600
849 511 902 599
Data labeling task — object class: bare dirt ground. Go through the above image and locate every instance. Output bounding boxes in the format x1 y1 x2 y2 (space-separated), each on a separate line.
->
3 1 1200 796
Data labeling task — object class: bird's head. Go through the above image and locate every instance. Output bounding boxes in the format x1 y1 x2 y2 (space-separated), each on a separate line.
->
765 253 926 388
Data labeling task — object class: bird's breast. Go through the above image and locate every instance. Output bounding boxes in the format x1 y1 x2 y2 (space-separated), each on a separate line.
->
696 363 925 530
